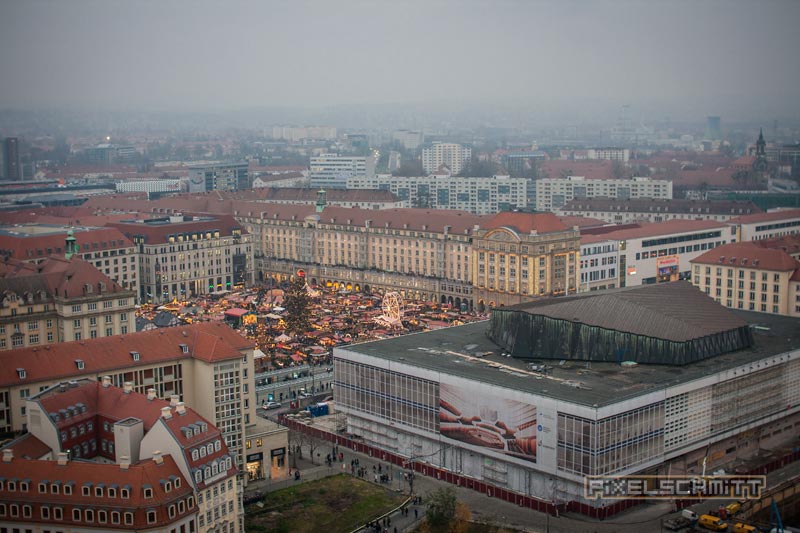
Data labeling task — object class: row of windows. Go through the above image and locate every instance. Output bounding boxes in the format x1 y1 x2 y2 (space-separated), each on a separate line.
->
0 503 134 525
71 300 128 313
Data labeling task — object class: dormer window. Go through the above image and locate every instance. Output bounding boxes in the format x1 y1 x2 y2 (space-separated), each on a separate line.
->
64 482 74 495
38 482 47 494
95 485 104 497
143 486 153 499
120 486 130 499
75 359 85 370
214 440 221 452
130 351 140 361
16 368 26 379
179 343 189 354
82 483 92 496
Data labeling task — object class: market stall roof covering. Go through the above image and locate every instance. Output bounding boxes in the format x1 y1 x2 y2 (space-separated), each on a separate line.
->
224 308 249 318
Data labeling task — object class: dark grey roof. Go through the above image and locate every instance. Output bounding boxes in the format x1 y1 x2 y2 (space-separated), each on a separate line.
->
560 197 761 215
510 281 747 343
338 310 800 407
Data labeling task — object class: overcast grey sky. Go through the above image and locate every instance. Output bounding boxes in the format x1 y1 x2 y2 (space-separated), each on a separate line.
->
1 0 798 121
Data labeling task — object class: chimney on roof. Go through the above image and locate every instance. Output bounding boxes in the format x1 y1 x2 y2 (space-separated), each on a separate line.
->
152 450 164 465
146 388 157 401
2 449 12 462
123 382 133 394
119 455 131 470
170 395 179 406
57 452 68 466
102 375 111 388
175 402 186 415
160 406 172 420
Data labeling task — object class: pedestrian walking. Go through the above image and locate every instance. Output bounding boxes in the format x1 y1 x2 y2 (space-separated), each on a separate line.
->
414 508 418 519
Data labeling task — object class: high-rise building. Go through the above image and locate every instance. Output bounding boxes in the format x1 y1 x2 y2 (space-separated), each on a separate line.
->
392 130 424 151
309 154 376 189
2 137 22 180
421 142 472 175
188 162 249 193
706 116 722 140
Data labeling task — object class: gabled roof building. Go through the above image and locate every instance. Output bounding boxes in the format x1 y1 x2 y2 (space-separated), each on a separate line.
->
0 378 239 531
0 255 136 350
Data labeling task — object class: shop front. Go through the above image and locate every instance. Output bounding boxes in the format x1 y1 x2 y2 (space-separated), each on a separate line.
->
246 452 264 481
270 447 287 479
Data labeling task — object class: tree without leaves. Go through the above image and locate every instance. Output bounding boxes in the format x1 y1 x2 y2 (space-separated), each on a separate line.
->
283 275 311 337
425 487 458 531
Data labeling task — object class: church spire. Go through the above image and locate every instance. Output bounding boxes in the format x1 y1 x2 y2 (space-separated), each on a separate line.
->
753 128 768 172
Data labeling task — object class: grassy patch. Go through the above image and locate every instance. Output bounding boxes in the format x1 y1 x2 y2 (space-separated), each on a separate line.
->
245 474 406 533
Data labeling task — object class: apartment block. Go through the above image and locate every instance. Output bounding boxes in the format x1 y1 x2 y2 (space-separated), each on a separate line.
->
347 173 528 214
691 240 800 316
535 176 672 211
0 225 140 298
0 322 288 487
309 154 376 189
0 379 238 531
0 255 135 349
109 214 253 304
188 162 249 193
421 142 472 175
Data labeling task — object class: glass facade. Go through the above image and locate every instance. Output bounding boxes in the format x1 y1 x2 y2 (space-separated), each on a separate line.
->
557 403 664 476
335 358 439 432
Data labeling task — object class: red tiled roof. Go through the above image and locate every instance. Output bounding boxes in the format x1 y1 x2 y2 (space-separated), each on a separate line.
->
0 227 134 261
691 241 800 272
674 168 736 187
486 212 569 234
0 322 252 387
33 379 235 490
539 160 616 180
0 454 195 526
0 256 128 299
728 208 800 224
578 219 728 242
557 215 608 229
108 214 246 244
2 433 52 460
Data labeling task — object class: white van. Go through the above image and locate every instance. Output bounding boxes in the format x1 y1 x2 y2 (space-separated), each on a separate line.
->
681 509 699 521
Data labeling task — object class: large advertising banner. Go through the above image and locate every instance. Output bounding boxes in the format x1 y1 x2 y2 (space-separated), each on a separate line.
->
439 383 537 463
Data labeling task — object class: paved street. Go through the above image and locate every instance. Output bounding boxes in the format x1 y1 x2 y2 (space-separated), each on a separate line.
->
245 424 800 532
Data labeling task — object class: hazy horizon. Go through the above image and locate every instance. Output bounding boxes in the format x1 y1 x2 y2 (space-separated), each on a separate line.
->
1 0 799 123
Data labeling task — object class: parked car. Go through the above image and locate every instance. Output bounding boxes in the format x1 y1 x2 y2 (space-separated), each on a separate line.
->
264 401 282 409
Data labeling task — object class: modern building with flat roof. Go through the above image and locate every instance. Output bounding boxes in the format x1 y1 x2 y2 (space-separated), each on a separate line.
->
333 282 800 516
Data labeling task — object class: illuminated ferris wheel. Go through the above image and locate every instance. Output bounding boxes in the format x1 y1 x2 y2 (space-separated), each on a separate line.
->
376 291 404 328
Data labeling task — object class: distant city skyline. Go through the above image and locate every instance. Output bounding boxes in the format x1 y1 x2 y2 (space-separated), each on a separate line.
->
1 0 799 123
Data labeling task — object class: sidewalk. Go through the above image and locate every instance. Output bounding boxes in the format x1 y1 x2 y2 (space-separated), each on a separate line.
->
245 434 676 533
